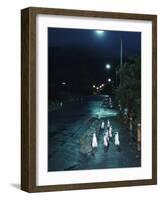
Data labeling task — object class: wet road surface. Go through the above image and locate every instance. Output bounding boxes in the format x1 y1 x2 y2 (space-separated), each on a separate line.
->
48 95 141 171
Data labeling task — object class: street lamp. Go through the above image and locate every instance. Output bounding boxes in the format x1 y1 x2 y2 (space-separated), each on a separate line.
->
93 85 96 88
108 78 111 82
61 82 66 85
105 64 111 69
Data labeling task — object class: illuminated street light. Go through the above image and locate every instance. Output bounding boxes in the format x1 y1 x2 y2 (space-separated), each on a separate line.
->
108 78 111 82
93 85 96 88
61 82 66 85
106 64 111 69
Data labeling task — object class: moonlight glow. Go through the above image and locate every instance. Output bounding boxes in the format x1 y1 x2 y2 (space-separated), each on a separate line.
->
95 30 104 35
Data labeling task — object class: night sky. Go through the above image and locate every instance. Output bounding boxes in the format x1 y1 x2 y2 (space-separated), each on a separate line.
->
48 28 141 99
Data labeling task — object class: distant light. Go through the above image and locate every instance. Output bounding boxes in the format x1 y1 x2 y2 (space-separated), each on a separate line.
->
61 82 66 85
95 30 104 35
96 87 99 90
93 85 96 88
101 84 105 87
106 64 111 69
108 78 111 82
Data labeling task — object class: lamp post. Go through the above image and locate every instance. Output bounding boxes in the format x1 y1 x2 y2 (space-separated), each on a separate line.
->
108 78 111 83
106 64 111 70
119 39 123 87
105 64 111 84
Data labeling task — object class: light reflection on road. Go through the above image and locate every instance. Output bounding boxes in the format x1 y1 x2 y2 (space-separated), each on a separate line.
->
91 107 118 118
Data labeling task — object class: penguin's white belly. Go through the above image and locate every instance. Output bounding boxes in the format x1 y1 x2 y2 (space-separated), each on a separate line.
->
103 136 108 146
92 137 98 148
115 137 120 145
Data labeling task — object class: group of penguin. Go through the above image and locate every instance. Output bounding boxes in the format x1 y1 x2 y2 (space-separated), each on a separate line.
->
92 120 120 150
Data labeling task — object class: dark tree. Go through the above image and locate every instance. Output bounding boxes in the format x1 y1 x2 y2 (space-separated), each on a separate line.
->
115 57 141 122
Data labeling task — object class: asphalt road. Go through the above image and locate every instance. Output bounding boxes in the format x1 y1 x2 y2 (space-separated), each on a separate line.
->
48 95 141 171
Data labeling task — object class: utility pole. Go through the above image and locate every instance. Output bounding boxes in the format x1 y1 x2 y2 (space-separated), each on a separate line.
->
119 39 123 87
120 39 123 66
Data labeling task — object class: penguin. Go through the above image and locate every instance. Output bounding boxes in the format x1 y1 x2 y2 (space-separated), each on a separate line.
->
101 121 105 129
103 134 109 148
109 126 112 138
114 132 120 146
107 120 110 129
92 133 98 148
